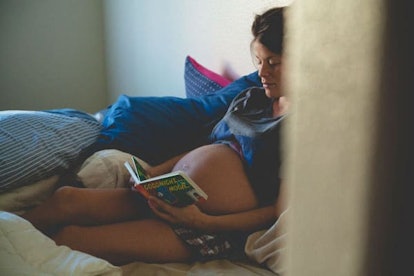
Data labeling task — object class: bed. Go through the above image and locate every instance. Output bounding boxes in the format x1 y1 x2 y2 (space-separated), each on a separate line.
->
0 56 286 275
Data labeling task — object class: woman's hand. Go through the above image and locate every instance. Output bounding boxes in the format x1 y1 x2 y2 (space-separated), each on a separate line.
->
148 196 209 230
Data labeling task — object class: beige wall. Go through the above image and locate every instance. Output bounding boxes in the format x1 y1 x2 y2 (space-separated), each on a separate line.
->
0 0 107 113
284 0 413 275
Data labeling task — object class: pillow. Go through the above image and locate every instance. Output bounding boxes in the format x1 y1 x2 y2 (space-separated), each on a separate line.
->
77 149 150 189
184 55 232 98
0 110 102 192
0 175 59 215
91 71 262 165
0 211 121 275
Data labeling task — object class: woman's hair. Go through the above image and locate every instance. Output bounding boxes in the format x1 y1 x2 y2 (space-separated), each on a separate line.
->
251 7 284 54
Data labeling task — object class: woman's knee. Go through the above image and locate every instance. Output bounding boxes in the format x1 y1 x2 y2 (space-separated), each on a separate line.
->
51 186 84 216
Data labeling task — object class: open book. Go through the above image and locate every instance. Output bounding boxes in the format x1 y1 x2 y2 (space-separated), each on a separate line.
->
124 156 208 207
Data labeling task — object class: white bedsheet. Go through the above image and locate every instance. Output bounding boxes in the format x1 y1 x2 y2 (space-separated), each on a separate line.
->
245 209 288 275
0 210 277 276
0 211 121 276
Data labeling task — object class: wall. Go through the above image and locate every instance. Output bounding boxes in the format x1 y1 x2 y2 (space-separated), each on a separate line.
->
0 0 107 113
284 0 413 275
0 0 292 110
103 0 290 102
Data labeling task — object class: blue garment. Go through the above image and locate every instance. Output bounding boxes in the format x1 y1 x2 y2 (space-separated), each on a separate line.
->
210 87 285 206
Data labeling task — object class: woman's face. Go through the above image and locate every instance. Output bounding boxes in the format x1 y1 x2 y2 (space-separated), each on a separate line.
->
252 41 283 99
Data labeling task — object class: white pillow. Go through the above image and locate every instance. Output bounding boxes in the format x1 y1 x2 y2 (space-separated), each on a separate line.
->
0 175 59 215
0 211 121 276
77 149 149 189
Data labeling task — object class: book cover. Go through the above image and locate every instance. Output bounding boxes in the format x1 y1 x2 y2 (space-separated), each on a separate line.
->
131 156 149 181
124 158 208 207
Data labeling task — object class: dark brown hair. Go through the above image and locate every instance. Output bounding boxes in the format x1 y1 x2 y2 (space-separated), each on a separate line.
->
251 7 284 54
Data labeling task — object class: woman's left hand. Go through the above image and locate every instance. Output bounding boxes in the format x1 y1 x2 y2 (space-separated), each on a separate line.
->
148 196 209 229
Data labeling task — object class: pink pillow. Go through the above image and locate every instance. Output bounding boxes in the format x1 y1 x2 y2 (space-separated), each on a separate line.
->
184 56 232 98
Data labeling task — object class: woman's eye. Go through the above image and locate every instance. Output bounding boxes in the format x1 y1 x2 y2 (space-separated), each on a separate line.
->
268 59 281 66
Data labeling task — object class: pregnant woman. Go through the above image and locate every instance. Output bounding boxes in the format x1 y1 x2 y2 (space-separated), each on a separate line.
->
22 7 289 265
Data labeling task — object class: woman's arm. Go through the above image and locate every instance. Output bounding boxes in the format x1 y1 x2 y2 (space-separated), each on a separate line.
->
200 205 277 232
148 181 287 233
206 180 287 232
149 198 275 232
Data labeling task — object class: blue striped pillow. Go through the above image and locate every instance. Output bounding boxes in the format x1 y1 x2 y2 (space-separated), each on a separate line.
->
0 110 102 192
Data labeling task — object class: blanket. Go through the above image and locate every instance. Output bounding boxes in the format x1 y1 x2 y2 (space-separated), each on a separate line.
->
0 210 281 275
245 209 288 275
0 211 121 276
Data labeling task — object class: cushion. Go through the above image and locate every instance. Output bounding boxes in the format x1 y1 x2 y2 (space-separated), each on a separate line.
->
0 110 102 192
91 71 262 165
184 55 232 98
77 149 149 189
0 211 121 275
0 175 59 215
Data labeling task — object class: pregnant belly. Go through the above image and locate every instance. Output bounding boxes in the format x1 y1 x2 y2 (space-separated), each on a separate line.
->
173 144 259 215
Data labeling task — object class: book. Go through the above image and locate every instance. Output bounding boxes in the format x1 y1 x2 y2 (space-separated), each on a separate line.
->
131 155 149 182
124 156 208 207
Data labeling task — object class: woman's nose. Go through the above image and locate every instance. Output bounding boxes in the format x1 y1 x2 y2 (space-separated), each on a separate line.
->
258 64 270 77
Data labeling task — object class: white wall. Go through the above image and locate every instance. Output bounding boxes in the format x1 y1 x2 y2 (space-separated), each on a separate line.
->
0 0 107 113
0 0 290 111
103 0 289 102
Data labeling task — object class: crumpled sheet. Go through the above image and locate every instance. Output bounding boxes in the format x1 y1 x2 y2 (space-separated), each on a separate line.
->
245 210 288 275
0 211 121 276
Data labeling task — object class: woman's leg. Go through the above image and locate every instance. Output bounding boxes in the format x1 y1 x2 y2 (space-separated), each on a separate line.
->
53 219 192 265
22 186 149 234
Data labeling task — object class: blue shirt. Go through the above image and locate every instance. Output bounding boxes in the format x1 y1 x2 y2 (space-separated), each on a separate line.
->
209 87 285 206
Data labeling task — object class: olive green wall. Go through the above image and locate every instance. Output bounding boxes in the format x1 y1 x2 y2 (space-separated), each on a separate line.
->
0 0 107 113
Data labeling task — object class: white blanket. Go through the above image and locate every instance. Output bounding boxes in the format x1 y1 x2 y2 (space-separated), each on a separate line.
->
245 209 288 275
0 211 121 276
